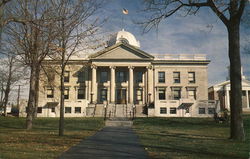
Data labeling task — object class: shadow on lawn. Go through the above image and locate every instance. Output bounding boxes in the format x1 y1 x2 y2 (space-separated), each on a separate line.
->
138 131 227 141
145 144 243 159
135 117 229 128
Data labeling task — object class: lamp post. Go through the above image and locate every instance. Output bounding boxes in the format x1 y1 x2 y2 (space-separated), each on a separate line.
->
132 104 135 120
148 93 152 104
90 92 93 104
147 93 152 117
104 103 107 121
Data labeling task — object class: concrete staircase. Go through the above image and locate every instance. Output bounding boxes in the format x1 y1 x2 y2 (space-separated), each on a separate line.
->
86 103 147 117
105 117 133 127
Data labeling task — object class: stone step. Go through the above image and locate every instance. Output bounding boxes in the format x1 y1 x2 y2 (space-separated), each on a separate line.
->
108 117 131 121
105 120 133 127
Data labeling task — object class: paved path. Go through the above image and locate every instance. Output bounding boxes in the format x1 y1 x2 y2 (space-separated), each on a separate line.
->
59 127 149 159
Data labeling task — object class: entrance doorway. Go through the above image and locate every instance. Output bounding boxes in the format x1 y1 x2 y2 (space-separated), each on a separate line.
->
116 88 127 104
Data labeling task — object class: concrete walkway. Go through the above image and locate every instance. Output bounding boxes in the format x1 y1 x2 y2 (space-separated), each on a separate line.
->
59 127 149 159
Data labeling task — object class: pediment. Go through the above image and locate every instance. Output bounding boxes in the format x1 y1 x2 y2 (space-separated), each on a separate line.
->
89 43 154 60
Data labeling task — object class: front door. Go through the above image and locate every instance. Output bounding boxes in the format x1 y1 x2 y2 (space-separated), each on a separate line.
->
116 88 127 104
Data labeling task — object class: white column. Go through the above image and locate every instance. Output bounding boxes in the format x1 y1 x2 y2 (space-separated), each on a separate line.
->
226 90 230 110
110 66 116 103
129 66 134 104
147 65 153 103
246 90 249 108
91 64 97 103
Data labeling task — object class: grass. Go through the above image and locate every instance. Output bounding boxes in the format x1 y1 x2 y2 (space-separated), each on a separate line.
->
133 115 250 159
0 117 104 159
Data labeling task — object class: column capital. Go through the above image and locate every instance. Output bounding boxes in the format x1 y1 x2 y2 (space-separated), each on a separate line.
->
147 65 153 70
128 66 134 69
91 64 97 69
109 66 116 69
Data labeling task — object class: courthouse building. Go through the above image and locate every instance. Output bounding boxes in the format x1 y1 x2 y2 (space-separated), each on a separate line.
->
20 30 219 118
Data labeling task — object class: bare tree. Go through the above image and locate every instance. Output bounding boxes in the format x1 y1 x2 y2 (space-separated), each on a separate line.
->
0 0 12 36
4 0 59 129
0 54 24 116
138 0 248 141
45 0 104 136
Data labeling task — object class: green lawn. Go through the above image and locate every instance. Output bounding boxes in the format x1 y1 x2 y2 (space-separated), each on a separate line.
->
0 117 104 159
133 115 250 159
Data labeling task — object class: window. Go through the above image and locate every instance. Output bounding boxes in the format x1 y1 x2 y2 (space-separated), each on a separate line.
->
119 38 129 44
47 71 55 82
37 107 42 113
208 108 215 114
158 88 166 100
173 72 180 83
77 71 85 83
116 71 126 83
188 72 195 83
64 88 69 99
170 107 177 114
51 107 55 113
136 88 143 101
47 88 54 98
172 87 181 100
75 107 81 113
136 72 143 83
64 71 70 82
187 88 196 99
100 89 107 102
100 71 108 83
199 108 206 114
158 72 165 83
65 107 71 113
77 88 85 99
160 107 167 114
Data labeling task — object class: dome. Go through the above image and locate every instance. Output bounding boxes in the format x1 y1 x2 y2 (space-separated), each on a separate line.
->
107 29 140 48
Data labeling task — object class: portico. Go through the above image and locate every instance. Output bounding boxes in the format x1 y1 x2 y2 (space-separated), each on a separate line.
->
90 64 152 105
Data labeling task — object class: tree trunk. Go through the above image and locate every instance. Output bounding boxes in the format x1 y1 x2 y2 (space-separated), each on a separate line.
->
59 67 65 136
3 59 13 116
0 83 3 105
33 64 40 118
26 64 37 130
227 21 245 141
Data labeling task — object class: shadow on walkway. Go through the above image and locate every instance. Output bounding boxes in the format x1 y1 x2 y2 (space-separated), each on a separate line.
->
59 127 149 159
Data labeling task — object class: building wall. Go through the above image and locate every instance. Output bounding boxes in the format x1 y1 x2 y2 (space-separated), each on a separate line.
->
153 65 209 117
36 62 90 117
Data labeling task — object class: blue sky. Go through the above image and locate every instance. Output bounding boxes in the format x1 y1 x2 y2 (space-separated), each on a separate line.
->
100 0 250 86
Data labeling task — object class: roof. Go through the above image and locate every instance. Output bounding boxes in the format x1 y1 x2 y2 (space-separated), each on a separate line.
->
88 42 154 60
107 29 140 48
209 79 250 89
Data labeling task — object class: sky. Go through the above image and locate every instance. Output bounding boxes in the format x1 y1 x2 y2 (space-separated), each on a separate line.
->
99 0 250 86
5 0 250 102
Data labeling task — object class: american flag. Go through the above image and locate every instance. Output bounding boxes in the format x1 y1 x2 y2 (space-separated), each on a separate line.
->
122 8 128 15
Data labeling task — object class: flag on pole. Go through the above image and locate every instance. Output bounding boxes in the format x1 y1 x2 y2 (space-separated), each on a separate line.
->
122 8 128 15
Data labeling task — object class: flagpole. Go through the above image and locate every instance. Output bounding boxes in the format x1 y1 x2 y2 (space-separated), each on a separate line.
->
122 13 124 29
122 8 128 30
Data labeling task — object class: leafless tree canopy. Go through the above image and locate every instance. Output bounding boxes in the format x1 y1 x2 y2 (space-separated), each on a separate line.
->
138 0 248 141
139 0 247 33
